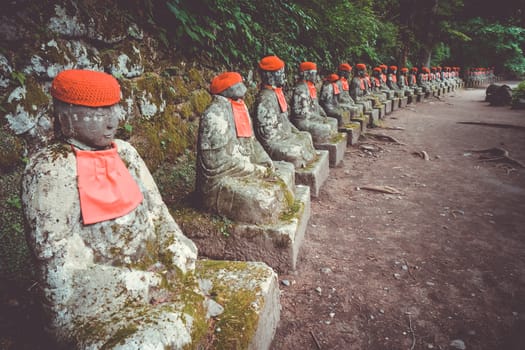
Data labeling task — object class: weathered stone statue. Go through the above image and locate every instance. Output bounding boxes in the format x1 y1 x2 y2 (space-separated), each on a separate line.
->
350 63 374 112
196 71 295 225
336 63 364 116
254 55 316 169
290 62 338 144
22 70 201 348
386 65 403 97
319 73 351 126
398 67 414 99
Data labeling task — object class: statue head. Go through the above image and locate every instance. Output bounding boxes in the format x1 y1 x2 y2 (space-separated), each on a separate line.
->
210 72 247 100
389 65 397 74
299 62 317 83
355 63 367 78
337 63 352 79
259 55 286 87
400 67 409 76
372 67 382 78
51 70 122 150
380 64 388 74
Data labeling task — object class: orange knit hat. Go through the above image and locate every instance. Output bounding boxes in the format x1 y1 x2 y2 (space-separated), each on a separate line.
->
51 69 121 107
327 74 339 82
356 63 366 70
373 67 382 72
401 67 409 73
210 72 243 94
389 65 397 71
379 64 388 70
299 61 317 72
338 63 352 72
259 55 285 71
410 67 418 72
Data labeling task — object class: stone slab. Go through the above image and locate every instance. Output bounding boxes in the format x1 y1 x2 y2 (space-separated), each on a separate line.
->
384 99 392 114
399 96 408 108
378 104 386 119
416 93 424 102
339 121 361 146
351 115 368 133
196 260 280 350
391 98 399 111
295 150 329 197
227 184 311 273
315 133 347 167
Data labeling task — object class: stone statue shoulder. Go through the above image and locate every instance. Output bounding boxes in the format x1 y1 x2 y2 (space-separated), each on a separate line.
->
199 95 235 151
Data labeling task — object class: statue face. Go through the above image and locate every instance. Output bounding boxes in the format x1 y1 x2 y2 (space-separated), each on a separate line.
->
221 82 247 100
273 68 286 87
339 71 350 79
302 70 317 83
358 70 365 77
57 103 120 149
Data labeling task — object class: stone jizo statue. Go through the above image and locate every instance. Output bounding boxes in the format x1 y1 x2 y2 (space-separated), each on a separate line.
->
336 63 363 116
22 69 201 348
319 73 349 126
290 61 338 144
196 71 294 225
254 55 316 169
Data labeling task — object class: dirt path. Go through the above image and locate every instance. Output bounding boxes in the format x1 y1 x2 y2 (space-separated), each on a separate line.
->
271 85 525 350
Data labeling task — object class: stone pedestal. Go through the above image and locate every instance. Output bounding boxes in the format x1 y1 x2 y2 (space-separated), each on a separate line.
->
230 185 311 272
365 109 379 127
196 260 280 350
315 132 347 167
339 121 361 146
399 96 408 108
391 98 399 111
384 99 392 114
416 93 424 102
295 150 329 197
351 115 368 133
377 104 386 119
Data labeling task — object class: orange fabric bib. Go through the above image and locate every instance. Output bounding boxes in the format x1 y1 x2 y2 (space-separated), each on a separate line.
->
341 78 349 91
332 83 340 95
306 81 317 99
74 143 143 225
273 87 288 112
229 99 253 138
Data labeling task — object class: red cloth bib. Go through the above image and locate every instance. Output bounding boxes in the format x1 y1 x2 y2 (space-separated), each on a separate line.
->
392 75 397 83
359 78 365 90
341 78 349 91
74 143 143 225
229 99 253 138
331 83 340 95
306 81 317 99
273 87 288 112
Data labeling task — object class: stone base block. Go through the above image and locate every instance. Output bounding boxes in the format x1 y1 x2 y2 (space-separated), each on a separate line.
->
407 94 413 104
227 184 311 273
391 98 399 111
351 115 368 133
196 260 280 350
365 109 379 127
378 104 386 119
399 96 408 108
315 132 347 167
295 150 329 197
340 122 361 146
416 93 424 102
385 100 392 114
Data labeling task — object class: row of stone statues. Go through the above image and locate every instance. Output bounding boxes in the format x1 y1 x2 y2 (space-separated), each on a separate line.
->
21 58 462 348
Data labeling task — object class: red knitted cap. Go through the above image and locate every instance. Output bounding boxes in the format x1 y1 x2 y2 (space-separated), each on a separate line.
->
338 63 352 72
299 61 317 72
259 55 285 71
356 63 366 70
401 67 409 73
373 67 382 72
410 67 418 72
210 72 243 94
51 69 121 107
327 74 339 82
389 65 397 71
379 64 388 69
